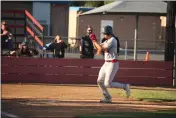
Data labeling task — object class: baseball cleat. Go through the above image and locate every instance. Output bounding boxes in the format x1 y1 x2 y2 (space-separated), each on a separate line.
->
125 84 131 98
100 98 112 103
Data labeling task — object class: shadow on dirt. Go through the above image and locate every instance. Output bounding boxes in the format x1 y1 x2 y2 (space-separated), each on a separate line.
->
1 98 176 118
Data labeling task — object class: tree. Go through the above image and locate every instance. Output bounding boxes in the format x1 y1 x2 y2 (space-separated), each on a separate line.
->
70 1 85 6
70 1 114 7
84 1 104 7
104 1 114 5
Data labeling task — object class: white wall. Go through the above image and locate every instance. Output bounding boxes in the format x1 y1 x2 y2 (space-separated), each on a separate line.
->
33 2 50 35
68 7 79 47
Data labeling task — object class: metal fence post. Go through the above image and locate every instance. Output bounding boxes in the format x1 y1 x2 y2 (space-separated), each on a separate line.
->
24 11 27 43
12 11 17 57
124 40 128 60
134 14 139 61
42 30 44 58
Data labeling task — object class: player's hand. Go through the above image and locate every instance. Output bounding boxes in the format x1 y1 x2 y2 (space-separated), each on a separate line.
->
89 33 97 42
59 40 63 43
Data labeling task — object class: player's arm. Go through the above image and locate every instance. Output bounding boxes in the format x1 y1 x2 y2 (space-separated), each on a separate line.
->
101 38 113 50
92 40 102 50
89 34 102 55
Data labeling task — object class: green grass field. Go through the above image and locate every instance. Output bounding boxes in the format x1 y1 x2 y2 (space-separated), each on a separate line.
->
109 87 176 102
76 88 176 118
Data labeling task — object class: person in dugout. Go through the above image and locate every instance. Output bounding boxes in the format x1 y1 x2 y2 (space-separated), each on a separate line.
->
18 38 39 57
1 21 14 54
80 25 101 59
47 35 68 58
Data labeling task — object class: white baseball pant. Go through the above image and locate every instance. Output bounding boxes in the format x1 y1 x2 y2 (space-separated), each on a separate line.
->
97 61 126 98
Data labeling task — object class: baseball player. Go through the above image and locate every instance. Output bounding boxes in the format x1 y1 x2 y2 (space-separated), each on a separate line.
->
96 25 130 103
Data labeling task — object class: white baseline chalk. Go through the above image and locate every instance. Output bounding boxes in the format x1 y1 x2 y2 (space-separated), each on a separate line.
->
1 111 19 118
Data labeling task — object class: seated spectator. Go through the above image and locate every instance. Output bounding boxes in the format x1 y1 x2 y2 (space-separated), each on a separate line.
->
47 35 67 58
18 43 32 56
18 38 39 57
28 39 39 56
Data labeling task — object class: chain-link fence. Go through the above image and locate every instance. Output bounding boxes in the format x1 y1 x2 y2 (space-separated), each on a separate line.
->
119 39 165 61
33 36 81 58
2 35 165 61
39 36 165 61
120 40 165 50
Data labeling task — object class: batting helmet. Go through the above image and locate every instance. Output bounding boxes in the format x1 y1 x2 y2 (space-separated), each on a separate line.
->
102 25 113 35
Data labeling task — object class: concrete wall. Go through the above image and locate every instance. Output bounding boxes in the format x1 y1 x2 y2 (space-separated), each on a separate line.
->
1 1 32 12
78 14 162 49
78 14 136 41
50 4 69 39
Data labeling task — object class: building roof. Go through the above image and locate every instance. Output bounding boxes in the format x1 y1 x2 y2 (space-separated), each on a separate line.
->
81 0 167 15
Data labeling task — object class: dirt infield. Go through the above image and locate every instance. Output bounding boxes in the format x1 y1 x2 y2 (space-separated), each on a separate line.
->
2 84 176 118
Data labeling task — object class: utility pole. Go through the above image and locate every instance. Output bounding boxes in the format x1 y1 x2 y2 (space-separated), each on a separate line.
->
164 1 176 86
164 1 176 61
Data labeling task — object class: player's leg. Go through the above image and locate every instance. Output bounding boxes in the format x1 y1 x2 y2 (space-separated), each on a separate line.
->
97 63 111 102
104 62 131 98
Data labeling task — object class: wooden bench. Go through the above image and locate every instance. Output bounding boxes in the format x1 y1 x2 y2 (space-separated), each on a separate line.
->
1 57 173 86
